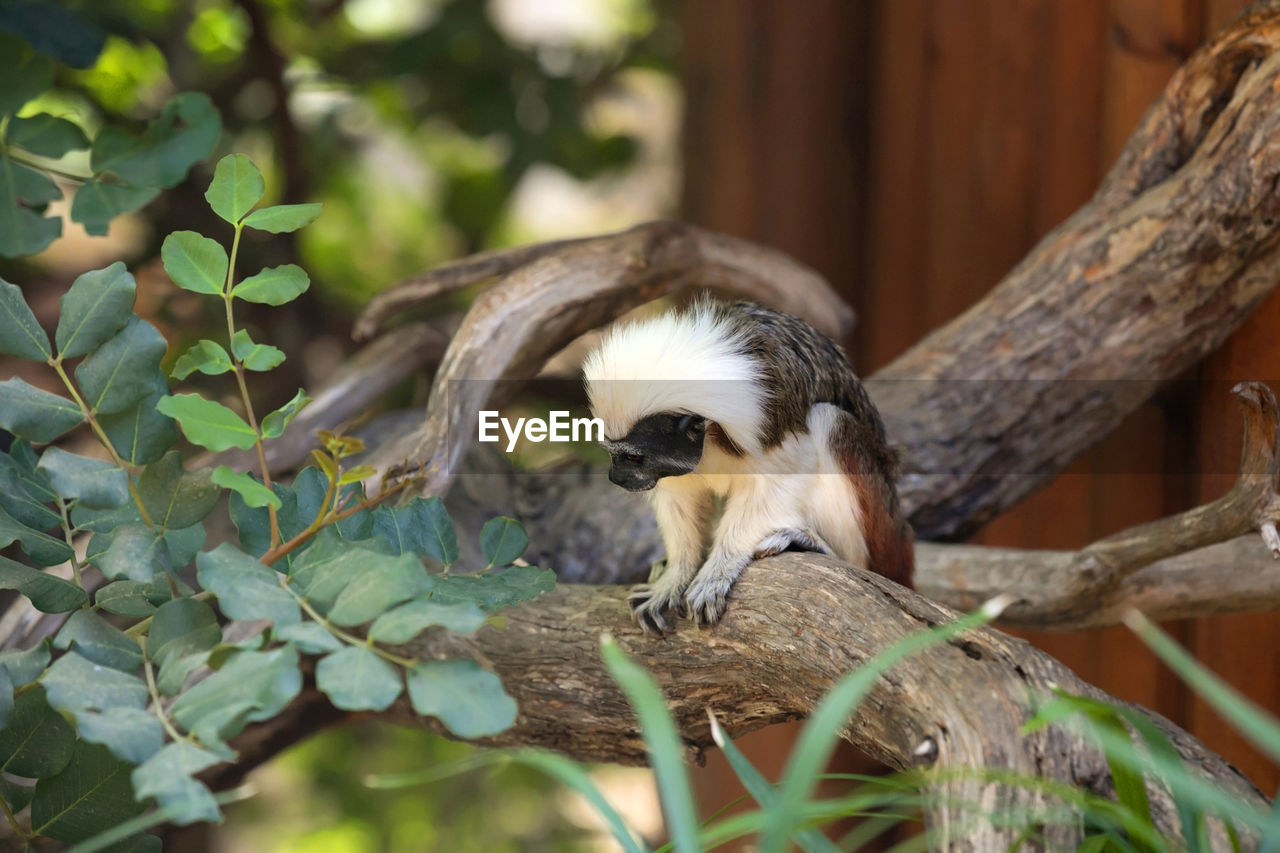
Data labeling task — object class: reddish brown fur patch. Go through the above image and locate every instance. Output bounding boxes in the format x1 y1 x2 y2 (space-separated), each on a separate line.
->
845 454 915 589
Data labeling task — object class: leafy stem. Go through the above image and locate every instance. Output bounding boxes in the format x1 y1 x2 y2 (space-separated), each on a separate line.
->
281 578 417 669
47 356 155 528
139 636 190 744
221 221 280 548
56 498 84 591
261 474 419 567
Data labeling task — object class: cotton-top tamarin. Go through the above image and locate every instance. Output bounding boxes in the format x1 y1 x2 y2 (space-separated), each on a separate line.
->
583 299 914 633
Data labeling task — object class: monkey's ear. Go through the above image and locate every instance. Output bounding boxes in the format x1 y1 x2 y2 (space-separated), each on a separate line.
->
676 413 706 435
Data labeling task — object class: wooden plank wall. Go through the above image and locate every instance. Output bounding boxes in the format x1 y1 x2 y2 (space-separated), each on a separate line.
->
679 0 1277 832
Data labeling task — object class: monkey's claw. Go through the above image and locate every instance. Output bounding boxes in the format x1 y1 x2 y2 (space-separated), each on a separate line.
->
628 583 681 634
683 575 733 626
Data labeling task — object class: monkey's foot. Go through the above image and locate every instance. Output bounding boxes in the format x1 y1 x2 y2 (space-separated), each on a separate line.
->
683 561 746 626
628 582 685 634
752 528 832 560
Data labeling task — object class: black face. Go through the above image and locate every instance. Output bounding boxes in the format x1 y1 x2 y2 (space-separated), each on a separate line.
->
605 413 707 492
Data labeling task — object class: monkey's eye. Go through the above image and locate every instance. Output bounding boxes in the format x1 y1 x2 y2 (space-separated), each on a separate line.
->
621 452 644 465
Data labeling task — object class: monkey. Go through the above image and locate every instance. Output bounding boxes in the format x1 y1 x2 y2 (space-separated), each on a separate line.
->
582 298 914 634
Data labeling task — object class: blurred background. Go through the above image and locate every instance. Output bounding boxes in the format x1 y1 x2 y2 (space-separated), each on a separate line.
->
4 0 1278 850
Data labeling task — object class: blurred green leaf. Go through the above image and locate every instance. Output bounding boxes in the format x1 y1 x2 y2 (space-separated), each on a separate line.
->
99 372 178 466
32 741 145 843
172 339 233 379
0 31 54 114
0 155 62 256
276 622 342 654
0 442 57 529
205 153 264 224
0 503 73 566
0 639 49 687
260 388 310 439
0 670 13 736
0 687 74 777
90 524 168 582
137 451 220 530
75 706 164 766
38 446 127 508
8 113 89 158
196 543 300 627
327 552 429 627
316 646 403 711
148 598 221 669
480 516 528 567
170 646 301 745
242 202 322 233
54 610 142 671
156 393 258 452
43 651 147 722
211 465 280 510
406 659 515 738
0 277 51 359
71 181 160 237
287 540 377 614
423 565 554 612
369 599 486 644
0 554 85 611
91 92 220 187
371 497 457 563
75 316 168 415
132 742 222 825
0 2 105 68
229 329 284 371
96 581 157 618
161 231 228 295
0 377 83 441
231 264 309 305
55 262 136 359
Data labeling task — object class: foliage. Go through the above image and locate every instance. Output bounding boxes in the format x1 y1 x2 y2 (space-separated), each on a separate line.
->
0 154 553 849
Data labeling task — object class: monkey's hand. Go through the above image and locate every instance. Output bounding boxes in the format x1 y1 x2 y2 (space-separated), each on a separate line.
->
684 528 831 625
628 566 694 634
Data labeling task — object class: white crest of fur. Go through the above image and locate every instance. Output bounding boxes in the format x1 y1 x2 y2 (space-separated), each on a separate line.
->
583 303 765 453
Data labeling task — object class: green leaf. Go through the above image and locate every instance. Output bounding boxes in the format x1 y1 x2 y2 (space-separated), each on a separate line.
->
0 32 54 115
90 92 220 188
0 669 13 730
8 113 89 157
54 610 142 671
70 180 160 237
211 466 281 509
229 329 284 372
276 622 342 654
369 599 486 644
0 376 83 442
171 339 233 379
0 277 51 359
423 565 555 612
242 202 323 233
0 3 105 69
55 262 137 359
170 646 301 744
96 581 157 618
38 446 128 508
0 777 35 815
0 555 86 611
75 316 169 415
196 543 300 627
231 264 309 305
327 552 429 627
371 497 458 563
0 640 50 687
91 524 168 583
205 153 264 224
480 516 529 567
137 451 220 529
0 503 73 565
75 706 164 766
0 445 58 529
287 539 373 613
156 651 209 698
0 154 62 256
155 393 258 452
0 687 74 777
32 741 145 843
43 650 147 716
161 230 228 296
260 388 310 439
406 659 516 738
132 742 221 825
98 371 178 466
316 646 403 711
148 598 221 668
